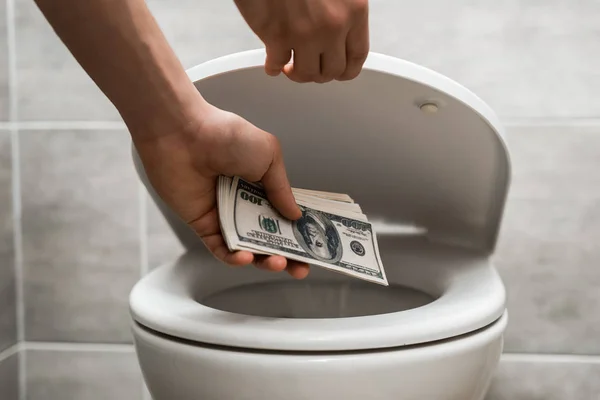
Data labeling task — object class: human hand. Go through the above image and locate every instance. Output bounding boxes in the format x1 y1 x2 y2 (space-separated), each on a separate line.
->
132 101 310 279
234 0 369 83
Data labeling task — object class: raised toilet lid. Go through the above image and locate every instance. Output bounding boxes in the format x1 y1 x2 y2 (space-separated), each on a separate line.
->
130 49 511 351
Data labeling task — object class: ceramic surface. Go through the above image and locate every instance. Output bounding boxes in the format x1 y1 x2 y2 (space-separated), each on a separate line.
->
132 312 507 400
130 49 510 400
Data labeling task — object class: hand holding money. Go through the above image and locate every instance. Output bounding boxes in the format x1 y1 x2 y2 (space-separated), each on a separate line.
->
217 176 389 286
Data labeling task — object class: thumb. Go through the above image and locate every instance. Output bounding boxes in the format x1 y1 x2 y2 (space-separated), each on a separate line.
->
265 45 292 77
260 137 302 221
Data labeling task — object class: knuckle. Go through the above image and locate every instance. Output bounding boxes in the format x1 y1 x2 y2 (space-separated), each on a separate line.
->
322 12 347 31
292 21 314 39
264 24 289 42
292 71 315 83
348 47 369 63
268 133 282 152
349 0 369 14
334 64 347 76
337 65 362 81
250 15 275 36
321 68 344 82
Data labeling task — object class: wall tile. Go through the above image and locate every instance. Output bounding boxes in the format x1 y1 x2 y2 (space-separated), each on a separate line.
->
0 0 8 121
26 348 142 400
495 126 600 354
0 131 15 353
370 0 600 119
14 0 261 122
148 0 600 119
15 0 121 121
147 195 185 271
486 357 600 400
21 130 140 343
14 1 600 121
0 352 19 400
505 126 600 200
146 0 262 69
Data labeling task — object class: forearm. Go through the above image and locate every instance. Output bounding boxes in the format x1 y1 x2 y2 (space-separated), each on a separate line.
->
34 0 206 139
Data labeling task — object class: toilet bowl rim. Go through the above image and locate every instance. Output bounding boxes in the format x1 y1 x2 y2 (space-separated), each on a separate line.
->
129 247 507 352
131 310 509 357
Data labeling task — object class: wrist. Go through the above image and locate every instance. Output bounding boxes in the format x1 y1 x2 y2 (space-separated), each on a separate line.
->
121 81 209 144
34 0 210 143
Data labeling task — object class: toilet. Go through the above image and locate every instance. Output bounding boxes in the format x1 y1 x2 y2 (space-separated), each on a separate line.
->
129 49 511 400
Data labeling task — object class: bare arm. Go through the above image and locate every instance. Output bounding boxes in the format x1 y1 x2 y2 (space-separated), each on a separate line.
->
33 0 309 278
33 0 370 278
33 0 207 139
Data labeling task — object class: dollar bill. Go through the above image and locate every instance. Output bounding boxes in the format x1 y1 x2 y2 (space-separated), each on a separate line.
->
217 176 389 286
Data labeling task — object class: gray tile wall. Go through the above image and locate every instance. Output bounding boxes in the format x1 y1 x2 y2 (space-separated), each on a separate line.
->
0 0 18 395
14 0 120 121
0 129 17 398
0 352 19 400
370 1 600 120
487 356 600 400
25 348 142 400
20 130 139 343
0 131 15 355
1 0 599 399
496 126 600 355
0 0 8 120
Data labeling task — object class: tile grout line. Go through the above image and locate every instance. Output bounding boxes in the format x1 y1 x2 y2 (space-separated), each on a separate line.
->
501 352 600 364
6 0 16 124
1 118 600 132
6 0 27 397
22 341 136 353
7 342 600 364
0 121 127 130
501 117 600 127
15 120 127 130
139 183 149 277
0 342 20 364
130 173 155 400
138 184 152 400
138 184 151 400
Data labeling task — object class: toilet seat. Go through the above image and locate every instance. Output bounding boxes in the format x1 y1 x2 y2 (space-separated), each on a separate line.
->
130 238 506 352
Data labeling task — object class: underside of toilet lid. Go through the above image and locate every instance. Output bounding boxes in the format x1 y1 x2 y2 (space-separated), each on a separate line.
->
134 48 511 257
129 238 506 352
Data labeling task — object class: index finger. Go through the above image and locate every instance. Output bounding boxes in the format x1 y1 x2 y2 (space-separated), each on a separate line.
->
261 136 302 221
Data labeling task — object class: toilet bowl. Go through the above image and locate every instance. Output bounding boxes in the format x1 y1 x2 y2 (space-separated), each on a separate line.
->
129 49 511 400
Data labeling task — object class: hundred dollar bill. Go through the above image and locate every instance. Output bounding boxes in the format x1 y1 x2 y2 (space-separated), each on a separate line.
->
218 176 388 286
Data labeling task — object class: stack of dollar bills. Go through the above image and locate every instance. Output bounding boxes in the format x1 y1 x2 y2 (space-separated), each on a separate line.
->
217 175 388 286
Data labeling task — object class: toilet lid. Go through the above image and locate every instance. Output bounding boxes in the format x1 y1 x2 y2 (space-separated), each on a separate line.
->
183 49 511 255
130 239 506 352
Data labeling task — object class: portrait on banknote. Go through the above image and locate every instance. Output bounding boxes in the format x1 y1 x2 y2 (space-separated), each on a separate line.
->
292 208 343 263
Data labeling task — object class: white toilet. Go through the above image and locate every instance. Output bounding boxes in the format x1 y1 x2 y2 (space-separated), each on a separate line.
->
129 49 511 400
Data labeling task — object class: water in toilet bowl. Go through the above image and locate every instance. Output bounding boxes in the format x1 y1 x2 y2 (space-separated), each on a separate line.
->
200 279 435 319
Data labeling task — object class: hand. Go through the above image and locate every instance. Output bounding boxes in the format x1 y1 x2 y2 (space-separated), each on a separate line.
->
132 101 311 279
234 0 369 83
